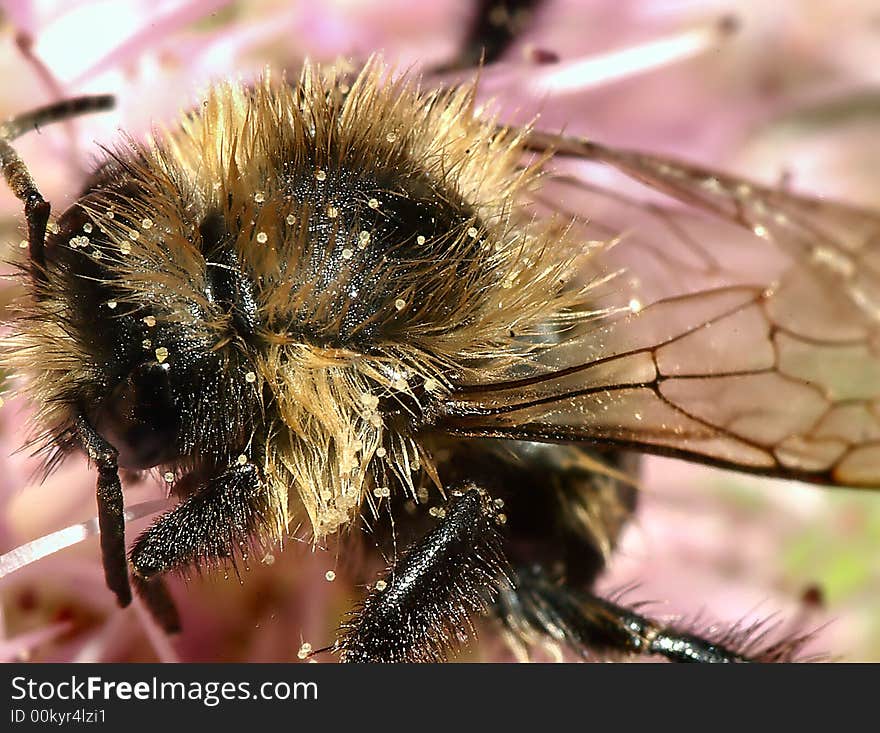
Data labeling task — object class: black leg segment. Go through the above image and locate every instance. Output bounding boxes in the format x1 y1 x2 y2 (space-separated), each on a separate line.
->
337 486 509 663
75 415 131 608
129 462 275 579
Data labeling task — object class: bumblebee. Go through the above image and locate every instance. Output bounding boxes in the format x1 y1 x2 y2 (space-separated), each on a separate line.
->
2 42 879 661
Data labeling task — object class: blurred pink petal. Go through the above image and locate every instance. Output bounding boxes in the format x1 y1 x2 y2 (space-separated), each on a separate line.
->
1 620 72 662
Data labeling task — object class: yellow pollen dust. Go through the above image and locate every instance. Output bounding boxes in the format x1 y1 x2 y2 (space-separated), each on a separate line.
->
297 643 312 660
245 371 257 383
237 454 248 465
375 447 387 458
83 222 93 233
119 242 132 255
327 205 339 218
256 231 268 244
386 132 398 142
286 214 296 225
315 169 327 181
341 248 353 260
416 235 426 245
368 198 379 209
254 192 265 203
394 298 406 311
143 316 156 327
467 227 478 238
141 218 153 229
154 347 169 363
107 301 118 309
325 570 336 582
163 472 174 483
375 580 387 592
358 230 371 248
128 230 140 241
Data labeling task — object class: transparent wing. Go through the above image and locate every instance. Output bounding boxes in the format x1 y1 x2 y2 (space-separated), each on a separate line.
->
437 134 880 488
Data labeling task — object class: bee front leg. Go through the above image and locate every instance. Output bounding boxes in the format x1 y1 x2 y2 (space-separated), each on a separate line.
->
128 461 279 634
128 461 277 584
335 486 509 663
74 414 131 608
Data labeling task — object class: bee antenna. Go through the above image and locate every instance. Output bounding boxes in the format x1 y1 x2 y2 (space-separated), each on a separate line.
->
0 94 114 279
1 94 115 143
1 95 116 202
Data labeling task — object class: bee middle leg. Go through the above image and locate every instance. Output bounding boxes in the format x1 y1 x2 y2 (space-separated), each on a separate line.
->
477 442 805 662
425 439 764 662
335 485 509 663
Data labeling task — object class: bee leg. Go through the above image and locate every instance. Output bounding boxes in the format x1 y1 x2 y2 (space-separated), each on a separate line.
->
74 415 132 608
498 566 805 662
335 486 509 662
128 462 275 581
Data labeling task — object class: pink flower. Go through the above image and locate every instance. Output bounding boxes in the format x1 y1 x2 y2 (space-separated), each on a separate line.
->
1 0 878 662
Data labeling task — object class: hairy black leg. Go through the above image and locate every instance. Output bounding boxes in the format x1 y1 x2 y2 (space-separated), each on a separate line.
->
336 486 509 663
74 415 131 608
129 462 276 580
498 567 807 663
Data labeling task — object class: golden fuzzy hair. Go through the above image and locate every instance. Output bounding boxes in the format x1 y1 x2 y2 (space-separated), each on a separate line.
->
4 59 602 541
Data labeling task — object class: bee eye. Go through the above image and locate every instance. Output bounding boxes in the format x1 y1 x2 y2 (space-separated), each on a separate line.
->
96 361 179 469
